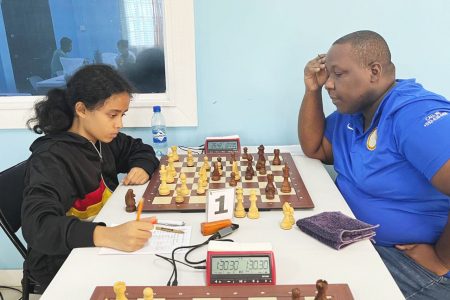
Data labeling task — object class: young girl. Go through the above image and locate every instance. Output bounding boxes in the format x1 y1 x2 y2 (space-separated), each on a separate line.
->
22 64 159 290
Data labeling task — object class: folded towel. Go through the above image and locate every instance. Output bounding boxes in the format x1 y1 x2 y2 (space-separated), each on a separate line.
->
296 211 379 250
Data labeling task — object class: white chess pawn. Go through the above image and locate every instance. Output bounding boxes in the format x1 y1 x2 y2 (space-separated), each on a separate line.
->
202 156 210 171
234 187 246 218
180 173 189 196
143 287 154 300
187 149 195 167
247 190 259 219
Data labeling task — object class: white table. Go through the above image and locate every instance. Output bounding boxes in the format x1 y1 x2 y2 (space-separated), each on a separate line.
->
40 151 405 300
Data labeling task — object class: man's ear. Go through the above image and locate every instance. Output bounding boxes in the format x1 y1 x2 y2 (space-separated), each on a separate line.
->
369 62 382 82
74 101 87 118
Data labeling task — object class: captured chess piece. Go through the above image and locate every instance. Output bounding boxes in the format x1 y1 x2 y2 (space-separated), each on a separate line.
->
113 281 128 300
273 149 281 165
281 163 292 193
143 287 154 300
247 190 259 219
125 188 136 212
234 187 246 218
280 202 293 230
291 287 301 300
242 147 249 160
315 279 328 300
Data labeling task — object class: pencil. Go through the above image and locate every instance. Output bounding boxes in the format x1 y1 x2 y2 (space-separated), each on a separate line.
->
155 226 184 234
136 198 144 221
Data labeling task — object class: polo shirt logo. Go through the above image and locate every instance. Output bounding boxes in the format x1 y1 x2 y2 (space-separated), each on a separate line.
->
367 127 377 151
424 111 448 127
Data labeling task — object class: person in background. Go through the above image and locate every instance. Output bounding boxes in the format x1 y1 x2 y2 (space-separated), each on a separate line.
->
23 64 159 290
50 37 72 76
298 30 450 299
115 39 136 70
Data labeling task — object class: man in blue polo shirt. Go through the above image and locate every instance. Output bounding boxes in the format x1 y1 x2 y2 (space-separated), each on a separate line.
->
298 30 450 299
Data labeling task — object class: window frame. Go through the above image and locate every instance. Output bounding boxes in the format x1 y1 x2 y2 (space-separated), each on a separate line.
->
0 0 197 129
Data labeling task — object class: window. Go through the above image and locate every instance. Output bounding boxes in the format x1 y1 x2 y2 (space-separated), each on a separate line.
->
0 0 197 128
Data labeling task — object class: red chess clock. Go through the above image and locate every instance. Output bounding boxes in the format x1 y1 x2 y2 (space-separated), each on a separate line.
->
204 135 241 154
206 241 276 286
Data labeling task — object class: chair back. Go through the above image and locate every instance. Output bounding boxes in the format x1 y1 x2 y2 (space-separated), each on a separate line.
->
0 161 28 257
60 57 85 76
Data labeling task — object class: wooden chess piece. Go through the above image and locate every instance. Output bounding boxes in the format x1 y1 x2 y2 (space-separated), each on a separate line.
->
143 287 154 300
171 145 179 161
167 152 177 178
186 149 195 167
229 172 237 187
245 154 254 180
291 287 301 300
232 161 241 181
196 177 206 195
234 187 246 218
256 145 265 171
266 186 275 200
166 163 175 184
281 163 292 193
247 190 259 219
211 162 221 181
288 204 295 225
242 147 249 160
273 149 281 165
230 152 236 163
113 281 128 300
180 172 189 196
314 279 328 300
158 167 170 196
175 187 184 203
280 208 293 230
217 157 223 176
259 159 267 175
125 188 136 212
265 174 276 193
202 156 211 171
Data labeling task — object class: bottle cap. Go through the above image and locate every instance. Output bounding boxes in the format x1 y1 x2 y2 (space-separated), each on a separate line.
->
153 105 161 112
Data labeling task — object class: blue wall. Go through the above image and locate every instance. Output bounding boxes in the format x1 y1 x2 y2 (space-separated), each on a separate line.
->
2 0 450 269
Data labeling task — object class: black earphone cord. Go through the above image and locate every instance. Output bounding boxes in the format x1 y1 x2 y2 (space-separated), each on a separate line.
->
156 233 233 286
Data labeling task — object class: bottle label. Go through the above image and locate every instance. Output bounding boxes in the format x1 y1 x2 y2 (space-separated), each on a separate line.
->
152 128 167 143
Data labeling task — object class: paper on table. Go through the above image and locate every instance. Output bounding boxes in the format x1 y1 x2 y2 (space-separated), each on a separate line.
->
99 226 192 255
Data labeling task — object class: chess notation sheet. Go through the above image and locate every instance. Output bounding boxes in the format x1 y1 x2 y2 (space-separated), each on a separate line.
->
99 225 192 255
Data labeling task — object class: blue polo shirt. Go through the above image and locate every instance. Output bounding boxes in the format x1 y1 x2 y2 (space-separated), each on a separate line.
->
325 79 450 249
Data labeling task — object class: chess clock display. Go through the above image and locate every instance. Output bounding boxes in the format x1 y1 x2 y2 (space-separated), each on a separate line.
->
204 135 241 154
206 241 276 286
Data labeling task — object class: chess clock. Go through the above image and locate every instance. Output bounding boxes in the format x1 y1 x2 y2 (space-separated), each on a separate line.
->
204 135 241 154
206 241 276 286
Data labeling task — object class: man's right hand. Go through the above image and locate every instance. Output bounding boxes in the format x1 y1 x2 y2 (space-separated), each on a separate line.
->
304 54 328 92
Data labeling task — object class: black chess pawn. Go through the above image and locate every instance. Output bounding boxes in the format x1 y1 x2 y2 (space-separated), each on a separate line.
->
273 149 281 165
291 288 301 300
229 172 237 187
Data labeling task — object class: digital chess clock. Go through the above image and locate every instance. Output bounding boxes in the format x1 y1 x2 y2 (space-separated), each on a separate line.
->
206 241 276 286
204 135 241 154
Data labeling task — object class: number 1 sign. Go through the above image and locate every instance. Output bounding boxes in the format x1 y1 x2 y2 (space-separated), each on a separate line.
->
206 188 235 222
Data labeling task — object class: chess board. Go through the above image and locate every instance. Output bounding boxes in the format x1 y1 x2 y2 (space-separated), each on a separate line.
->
142 152 314 212
90 284 354 300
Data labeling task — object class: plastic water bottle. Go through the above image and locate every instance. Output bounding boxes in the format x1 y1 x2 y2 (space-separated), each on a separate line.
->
151 106 168 157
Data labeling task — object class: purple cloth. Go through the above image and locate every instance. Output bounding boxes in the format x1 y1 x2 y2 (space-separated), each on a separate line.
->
296 211 379 250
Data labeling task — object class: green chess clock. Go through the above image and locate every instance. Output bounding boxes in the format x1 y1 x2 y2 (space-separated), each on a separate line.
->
204 135 241 154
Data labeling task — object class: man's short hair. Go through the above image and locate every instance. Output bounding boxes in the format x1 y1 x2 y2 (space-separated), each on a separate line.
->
60 37 72 48
117 39 129 48
333 30 392 68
